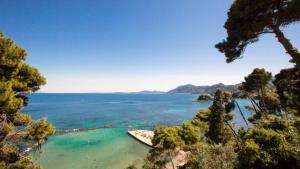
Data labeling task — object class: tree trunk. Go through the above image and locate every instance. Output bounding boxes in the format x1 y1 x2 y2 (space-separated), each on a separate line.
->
168 150 176 169
248 96 264 116
271 25 300 67
257 89 264 111
234 100 249 127
249 97 259 115
260 87 267 113
225 120 240 150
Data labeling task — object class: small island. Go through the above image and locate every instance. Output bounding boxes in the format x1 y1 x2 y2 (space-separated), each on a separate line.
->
196 95 213 102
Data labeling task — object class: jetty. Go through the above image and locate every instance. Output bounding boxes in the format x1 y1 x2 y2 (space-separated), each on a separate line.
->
127 130 154 147
55 125 114 135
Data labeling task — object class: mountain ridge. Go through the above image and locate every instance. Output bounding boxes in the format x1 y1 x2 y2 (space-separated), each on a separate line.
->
168 83 239 95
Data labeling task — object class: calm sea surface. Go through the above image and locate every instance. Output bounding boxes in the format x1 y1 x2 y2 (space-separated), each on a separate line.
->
24 93 251 169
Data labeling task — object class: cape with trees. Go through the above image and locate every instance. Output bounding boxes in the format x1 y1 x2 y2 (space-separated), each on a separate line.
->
133 0 300 168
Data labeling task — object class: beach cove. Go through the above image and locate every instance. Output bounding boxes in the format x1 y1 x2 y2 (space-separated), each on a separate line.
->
25 93 251 169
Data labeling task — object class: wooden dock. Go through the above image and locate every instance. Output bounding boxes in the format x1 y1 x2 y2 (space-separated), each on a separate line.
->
127 130 154 147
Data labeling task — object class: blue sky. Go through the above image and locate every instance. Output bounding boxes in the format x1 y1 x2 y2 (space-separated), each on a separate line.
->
1 0 299 92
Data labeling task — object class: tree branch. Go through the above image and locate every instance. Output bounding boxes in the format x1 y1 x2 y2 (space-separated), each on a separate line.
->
234 100 249 127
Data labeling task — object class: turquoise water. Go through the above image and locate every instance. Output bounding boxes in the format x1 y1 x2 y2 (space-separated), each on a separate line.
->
24 93 251 169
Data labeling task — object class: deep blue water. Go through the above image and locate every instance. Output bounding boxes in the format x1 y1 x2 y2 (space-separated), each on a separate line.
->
24 93 251 129
24 93 207 128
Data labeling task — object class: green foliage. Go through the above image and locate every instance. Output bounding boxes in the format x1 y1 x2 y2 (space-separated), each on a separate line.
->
215 0 300 65
273 67 300 116
0 32 55 168
0 123 14 140
152 126 183 150
190 109 210 133
171 1 300 168
144 126 183 169
145 110 212 169
144 90 238 168
232 90 246 99
197 95 212 102
145 67 300 169
238 116 300 169
206 90 226 143
0 143 42 168
240 68 279 122
144 1 300 168
27 118 55 142
240 68 272 94
263 89 281 114
2 157 42 169
179 121 201 145
192 109 211 123
206 90 234 144
182 142 237 169
0 144 18 163
144 91 238 169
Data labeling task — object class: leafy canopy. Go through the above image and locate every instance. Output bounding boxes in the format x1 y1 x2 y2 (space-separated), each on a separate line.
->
216 0 300 64
0 32 55 168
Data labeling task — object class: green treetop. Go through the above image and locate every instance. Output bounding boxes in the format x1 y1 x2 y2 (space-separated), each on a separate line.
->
215 0 300 66
238 114 300 169
240 68 272 95
273 67 300 116
0 32 55 169
206 90 226 144
145 126 183 169
190 109 211 131
152 126 183 150
206 90 234 144
179 121 201 145
239 68 275 119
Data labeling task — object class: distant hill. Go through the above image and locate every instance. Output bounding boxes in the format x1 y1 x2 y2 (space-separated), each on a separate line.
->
131 90 166 94
168 83 239 95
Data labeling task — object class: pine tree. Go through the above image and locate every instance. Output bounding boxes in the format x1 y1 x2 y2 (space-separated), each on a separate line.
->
239 68 274 120
206 90 227 144
0 32 55 168
215 0 300 67
238 115 300 169
273 67 300 116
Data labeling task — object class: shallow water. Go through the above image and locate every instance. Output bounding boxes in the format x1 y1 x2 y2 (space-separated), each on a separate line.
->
35 128 149 169
24 93 251 169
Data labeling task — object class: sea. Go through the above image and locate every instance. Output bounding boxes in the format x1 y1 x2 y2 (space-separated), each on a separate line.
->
24 93 251 169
